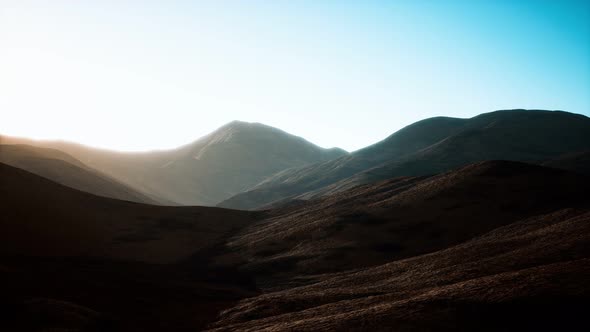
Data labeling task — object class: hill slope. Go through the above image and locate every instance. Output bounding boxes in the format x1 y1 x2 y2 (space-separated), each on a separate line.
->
0 144 159 204
209 207 590 331
1 121 346 206
220 161 590 287
542 151 590 175
0 162 262 331
2 160 588 331
220 110 590 210
0 162 259 262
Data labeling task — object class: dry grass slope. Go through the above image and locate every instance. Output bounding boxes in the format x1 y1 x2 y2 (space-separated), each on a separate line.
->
209 208 590 331
222 161 590 288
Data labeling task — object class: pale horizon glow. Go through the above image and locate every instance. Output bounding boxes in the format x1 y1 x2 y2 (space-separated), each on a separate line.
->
1 1 589 152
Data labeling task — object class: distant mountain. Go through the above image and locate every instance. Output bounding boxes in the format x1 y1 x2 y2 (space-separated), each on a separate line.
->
220 110 590 210
1 121 347 206
0 144 158 204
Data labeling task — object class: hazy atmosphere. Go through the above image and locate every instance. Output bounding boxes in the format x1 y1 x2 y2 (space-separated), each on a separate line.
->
2 0 589 151
2 1 590 331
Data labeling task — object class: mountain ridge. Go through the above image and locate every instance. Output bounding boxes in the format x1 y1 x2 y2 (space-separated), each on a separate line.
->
0 144 160 204
219 109 590 210
2 134 589 330
1 121 347 206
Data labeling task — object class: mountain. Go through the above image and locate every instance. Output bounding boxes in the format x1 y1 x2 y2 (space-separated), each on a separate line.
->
220 110 590 210
1 121 347 206
217 160 590 287
3 111 590 331
0 144 159 204
135 121 347 205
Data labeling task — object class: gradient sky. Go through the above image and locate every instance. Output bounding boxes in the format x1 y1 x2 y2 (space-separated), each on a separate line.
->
1 0 589 151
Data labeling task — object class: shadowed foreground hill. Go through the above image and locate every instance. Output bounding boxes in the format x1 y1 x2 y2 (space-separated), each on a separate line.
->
1 160 589 331
221 161 590 287
1 121 346 206
0 144 159 204
209 208 590 331
0 163 261 331
220 110 590 210
542 150 590 175
0 162 260 262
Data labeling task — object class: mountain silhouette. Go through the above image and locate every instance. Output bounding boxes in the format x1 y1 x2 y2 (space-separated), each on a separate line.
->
220 110 590 210
1 121 346 206
0 144 159 204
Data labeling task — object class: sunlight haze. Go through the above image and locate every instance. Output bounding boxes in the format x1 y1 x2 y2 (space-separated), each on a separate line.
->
1 0 589 151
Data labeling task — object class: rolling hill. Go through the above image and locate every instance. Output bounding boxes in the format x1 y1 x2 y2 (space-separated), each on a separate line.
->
0 162 259 262
1 121 347 206
2 110 590 331
218 160 590 288
1 158 589 330
0 162 262 331
209 207 590 331
542 150 590 175
0 144 159 204
220 110 590 210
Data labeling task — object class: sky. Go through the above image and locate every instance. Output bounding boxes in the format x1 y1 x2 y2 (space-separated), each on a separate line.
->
1 0 589 152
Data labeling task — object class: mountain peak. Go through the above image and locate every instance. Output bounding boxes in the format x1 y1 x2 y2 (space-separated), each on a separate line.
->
203 121 297 146
156 120 348 205
221 120 273 130
223 120 254 128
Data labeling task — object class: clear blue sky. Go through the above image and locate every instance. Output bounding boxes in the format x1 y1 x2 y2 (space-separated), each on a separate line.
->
1 0 589 151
